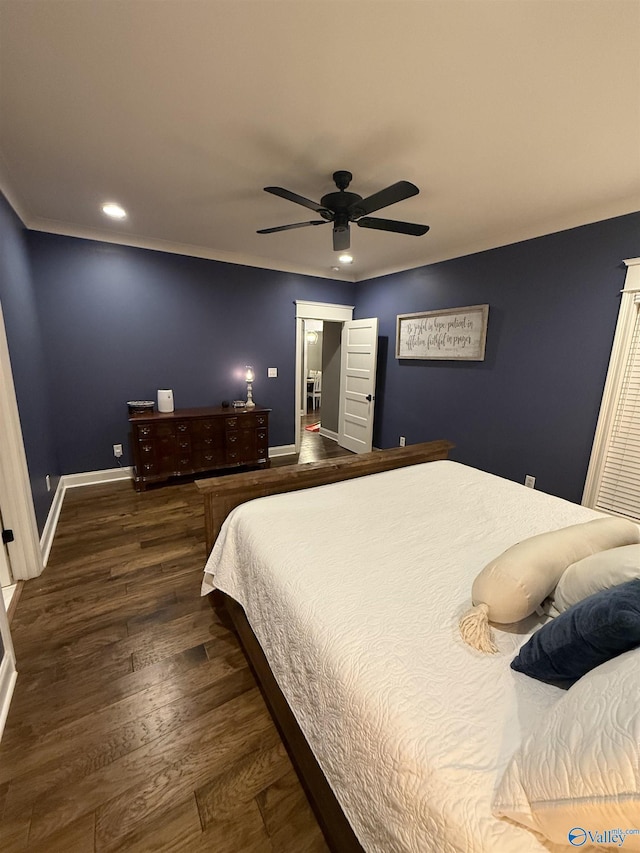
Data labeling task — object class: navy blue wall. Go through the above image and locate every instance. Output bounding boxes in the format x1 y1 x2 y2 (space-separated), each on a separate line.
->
355 212 640 503
0 195 59 532
27 233 356 474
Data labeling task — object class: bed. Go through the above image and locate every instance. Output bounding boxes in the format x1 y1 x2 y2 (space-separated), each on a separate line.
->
199 445 640 852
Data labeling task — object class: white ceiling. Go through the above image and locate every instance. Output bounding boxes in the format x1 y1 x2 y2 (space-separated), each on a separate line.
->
1 0 639 283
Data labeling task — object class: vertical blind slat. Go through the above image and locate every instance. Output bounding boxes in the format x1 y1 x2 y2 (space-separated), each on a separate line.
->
595 302 640 522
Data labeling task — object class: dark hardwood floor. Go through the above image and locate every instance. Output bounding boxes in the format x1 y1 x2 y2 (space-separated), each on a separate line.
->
0 424 352 851
295 410 345 466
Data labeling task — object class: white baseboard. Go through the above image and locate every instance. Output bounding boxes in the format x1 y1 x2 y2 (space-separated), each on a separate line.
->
0 655 17 742
40 478 66 567
319 427 339 443
40 467 133 566
61 466 134 490
269 444 296 458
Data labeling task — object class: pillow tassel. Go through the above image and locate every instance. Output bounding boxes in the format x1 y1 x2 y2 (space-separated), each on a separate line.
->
459 603 498 654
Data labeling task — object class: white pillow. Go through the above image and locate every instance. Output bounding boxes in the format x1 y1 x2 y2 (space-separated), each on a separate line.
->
493 648 640 849
553 543 640 612
460 517 640 652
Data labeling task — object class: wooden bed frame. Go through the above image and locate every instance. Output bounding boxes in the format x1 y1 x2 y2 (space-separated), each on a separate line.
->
197 439 454 553
197 439 454 851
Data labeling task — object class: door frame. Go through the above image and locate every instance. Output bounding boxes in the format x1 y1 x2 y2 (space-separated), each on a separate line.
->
0 301 44 581
294 301 354 453
0 589 17 739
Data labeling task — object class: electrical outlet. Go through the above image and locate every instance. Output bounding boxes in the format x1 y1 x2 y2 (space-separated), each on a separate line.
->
399 436 406 447
45 474 51 493
113 444 123 458
524 474 536 488
268 367 277 378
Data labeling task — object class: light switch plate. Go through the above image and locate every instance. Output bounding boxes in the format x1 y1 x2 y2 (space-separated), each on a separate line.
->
268 367 277 377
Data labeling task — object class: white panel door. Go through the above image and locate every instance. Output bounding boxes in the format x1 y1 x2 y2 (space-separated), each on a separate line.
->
338 317 379 453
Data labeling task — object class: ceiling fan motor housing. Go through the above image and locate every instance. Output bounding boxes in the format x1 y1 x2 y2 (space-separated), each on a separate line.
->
320 190 363 216
322 171 365 220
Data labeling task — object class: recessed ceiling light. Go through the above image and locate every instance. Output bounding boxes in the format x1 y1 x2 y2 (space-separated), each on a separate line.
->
101 202 127 220
338 253 353 264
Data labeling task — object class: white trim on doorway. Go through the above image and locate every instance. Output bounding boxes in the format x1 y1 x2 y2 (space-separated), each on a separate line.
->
294 301 354 453
0 639 18 740
582 257 640 514
0 302 43 582
319 426 339 443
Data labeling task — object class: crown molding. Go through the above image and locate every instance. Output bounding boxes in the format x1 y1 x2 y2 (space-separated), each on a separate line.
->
25 217 356 283
358 198 640 282
0 156 30 227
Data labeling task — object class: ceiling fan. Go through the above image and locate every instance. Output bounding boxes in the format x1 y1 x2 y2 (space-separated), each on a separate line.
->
257 170 429 251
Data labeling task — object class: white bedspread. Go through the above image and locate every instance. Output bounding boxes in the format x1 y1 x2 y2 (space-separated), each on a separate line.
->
201 460 606 852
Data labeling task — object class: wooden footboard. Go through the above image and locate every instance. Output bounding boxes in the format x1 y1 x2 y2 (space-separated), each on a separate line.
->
196 439 454 553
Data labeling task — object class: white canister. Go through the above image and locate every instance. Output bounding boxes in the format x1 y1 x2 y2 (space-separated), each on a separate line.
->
157 389 174 413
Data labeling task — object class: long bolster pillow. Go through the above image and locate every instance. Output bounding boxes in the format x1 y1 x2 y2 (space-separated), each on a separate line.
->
459 516 640 653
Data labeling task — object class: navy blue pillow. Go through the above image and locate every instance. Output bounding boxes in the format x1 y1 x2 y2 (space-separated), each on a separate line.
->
511 577 640 687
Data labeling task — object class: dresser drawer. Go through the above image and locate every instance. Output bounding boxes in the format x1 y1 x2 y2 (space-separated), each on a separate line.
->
176 454 193 471
134 423 154 440
191 418 220 436
194 450 217 469
224 414 260 430
134 422 176 440
139 441 155 458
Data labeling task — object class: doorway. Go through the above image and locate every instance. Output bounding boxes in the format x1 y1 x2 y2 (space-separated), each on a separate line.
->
294 301 354 454
294 301 379 456
303 319 323 420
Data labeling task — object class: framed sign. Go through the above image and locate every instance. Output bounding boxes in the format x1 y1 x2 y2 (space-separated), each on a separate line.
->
396 304 489 361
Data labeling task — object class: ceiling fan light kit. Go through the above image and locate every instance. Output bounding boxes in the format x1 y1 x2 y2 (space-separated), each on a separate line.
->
258 171 429 252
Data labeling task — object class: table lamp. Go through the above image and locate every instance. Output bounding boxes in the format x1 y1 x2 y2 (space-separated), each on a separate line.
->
245 366 255 408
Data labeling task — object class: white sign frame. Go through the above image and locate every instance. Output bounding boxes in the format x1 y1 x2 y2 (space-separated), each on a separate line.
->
396 304 489 361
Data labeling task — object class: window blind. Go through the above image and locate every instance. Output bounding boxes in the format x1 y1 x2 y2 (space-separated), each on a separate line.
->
594 294 640 522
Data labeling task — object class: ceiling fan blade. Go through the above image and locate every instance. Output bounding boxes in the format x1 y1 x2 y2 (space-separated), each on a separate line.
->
257 220 328 234
349 181 419 218
264 186 331 217
357 217 430 236
333 225 350 251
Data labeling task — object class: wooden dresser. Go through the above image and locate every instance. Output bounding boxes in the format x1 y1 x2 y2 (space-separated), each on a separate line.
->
129 406 270 491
